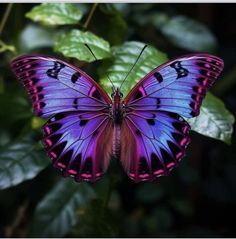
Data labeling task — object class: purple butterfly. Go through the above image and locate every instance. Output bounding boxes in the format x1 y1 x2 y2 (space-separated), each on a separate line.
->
11 52 224 182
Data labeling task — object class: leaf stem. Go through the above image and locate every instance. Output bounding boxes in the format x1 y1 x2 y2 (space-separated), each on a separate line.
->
83 3 98 30
0 3 13 36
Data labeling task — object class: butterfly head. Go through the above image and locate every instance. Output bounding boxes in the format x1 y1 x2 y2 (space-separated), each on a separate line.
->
111 87 123 99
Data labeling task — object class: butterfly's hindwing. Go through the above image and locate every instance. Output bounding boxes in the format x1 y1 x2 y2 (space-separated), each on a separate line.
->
42 111 113 182
121 111 190 182
11 55 111 118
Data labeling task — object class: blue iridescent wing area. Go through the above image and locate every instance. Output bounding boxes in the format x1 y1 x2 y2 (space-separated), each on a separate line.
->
43 111 113 182
120 111 190 182
121 54 224 182
125 54 224 117
11 55 111 118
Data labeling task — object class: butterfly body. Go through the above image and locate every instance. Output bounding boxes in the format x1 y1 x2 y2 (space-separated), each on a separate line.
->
11 53 224 183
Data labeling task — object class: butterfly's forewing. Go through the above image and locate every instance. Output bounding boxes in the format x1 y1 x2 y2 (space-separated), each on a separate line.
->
124 54 224 118
11 55 111 118
122 54 224 182
11 55 113 182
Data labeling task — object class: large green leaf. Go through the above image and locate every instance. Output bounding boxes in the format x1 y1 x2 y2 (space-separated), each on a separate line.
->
0 134 50 190
29 179 95 237
19 24 56 51
55 30 111 62
99 41 167 96
153 14 217 52
187 93 235 144
98 4 128 45
26 3 83 26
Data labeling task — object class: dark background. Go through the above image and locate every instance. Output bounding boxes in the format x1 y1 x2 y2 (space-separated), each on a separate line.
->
0 3 236 237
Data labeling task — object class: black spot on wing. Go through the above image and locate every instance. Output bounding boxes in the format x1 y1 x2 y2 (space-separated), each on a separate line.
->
91 89 101 100
31 77 39 84
80 119 88 126
50 141 67 160
153 72 163 83
151 153 164 174
71 72 81 83
58 149 73 168
73 98 78 109
50 123 62 132
156 98 161 109
46 61 65 79
160 148 174 166
170 61 189 79
47 133 62 145
139 157 149 174
167 141 181 158
147 118 155 125
134 91 142 100
69 153 82 173
81 157 93 174
51 113 67 121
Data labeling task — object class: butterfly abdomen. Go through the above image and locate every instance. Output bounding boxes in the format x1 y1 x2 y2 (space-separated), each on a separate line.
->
112 125 121 158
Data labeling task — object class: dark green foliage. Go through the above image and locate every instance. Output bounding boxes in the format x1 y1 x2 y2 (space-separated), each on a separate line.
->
29 179 95 237
0 3 236 238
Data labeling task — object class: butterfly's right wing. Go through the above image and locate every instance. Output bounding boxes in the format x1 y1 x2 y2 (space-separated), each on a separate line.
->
120 110 190 182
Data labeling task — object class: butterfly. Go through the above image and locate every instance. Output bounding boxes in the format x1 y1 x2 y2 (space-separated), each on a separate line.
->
11 52 224 183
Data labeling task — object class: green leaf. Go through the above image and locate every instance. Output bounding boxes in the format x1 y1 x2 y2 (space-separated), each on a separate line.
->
19 24 56 51
29 179 95 237
0 134 50 189
31 117 47 129
54 30 111 62
187 93 235 144
98 4 128 45
0 40 16 53
99 41 167 96
154 14 217 52
26 3 83 26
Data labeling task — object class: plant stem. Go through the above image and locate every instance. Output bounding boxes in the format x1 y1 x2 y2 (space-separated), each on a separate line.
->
0 3 13 36
83 3 98 30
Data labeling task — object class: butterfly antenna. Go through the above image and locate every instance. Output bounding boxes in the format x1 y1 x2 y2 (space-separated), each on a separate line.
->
120 44 148 90
84 43 115 89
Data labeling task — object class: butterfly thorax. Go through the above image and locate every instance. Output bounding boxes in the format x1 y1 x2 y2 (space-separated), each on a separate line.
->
111 88 124 125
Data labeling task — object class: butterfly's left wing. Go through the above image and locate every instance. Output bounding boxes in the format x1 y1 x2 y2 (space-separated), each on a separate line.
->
121 54 224 182
11 55 113 182
43 111 113 182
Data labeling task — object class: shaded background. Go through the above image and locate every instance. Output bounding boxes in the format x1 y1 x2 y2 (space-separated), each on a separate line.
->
0 3 236 237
